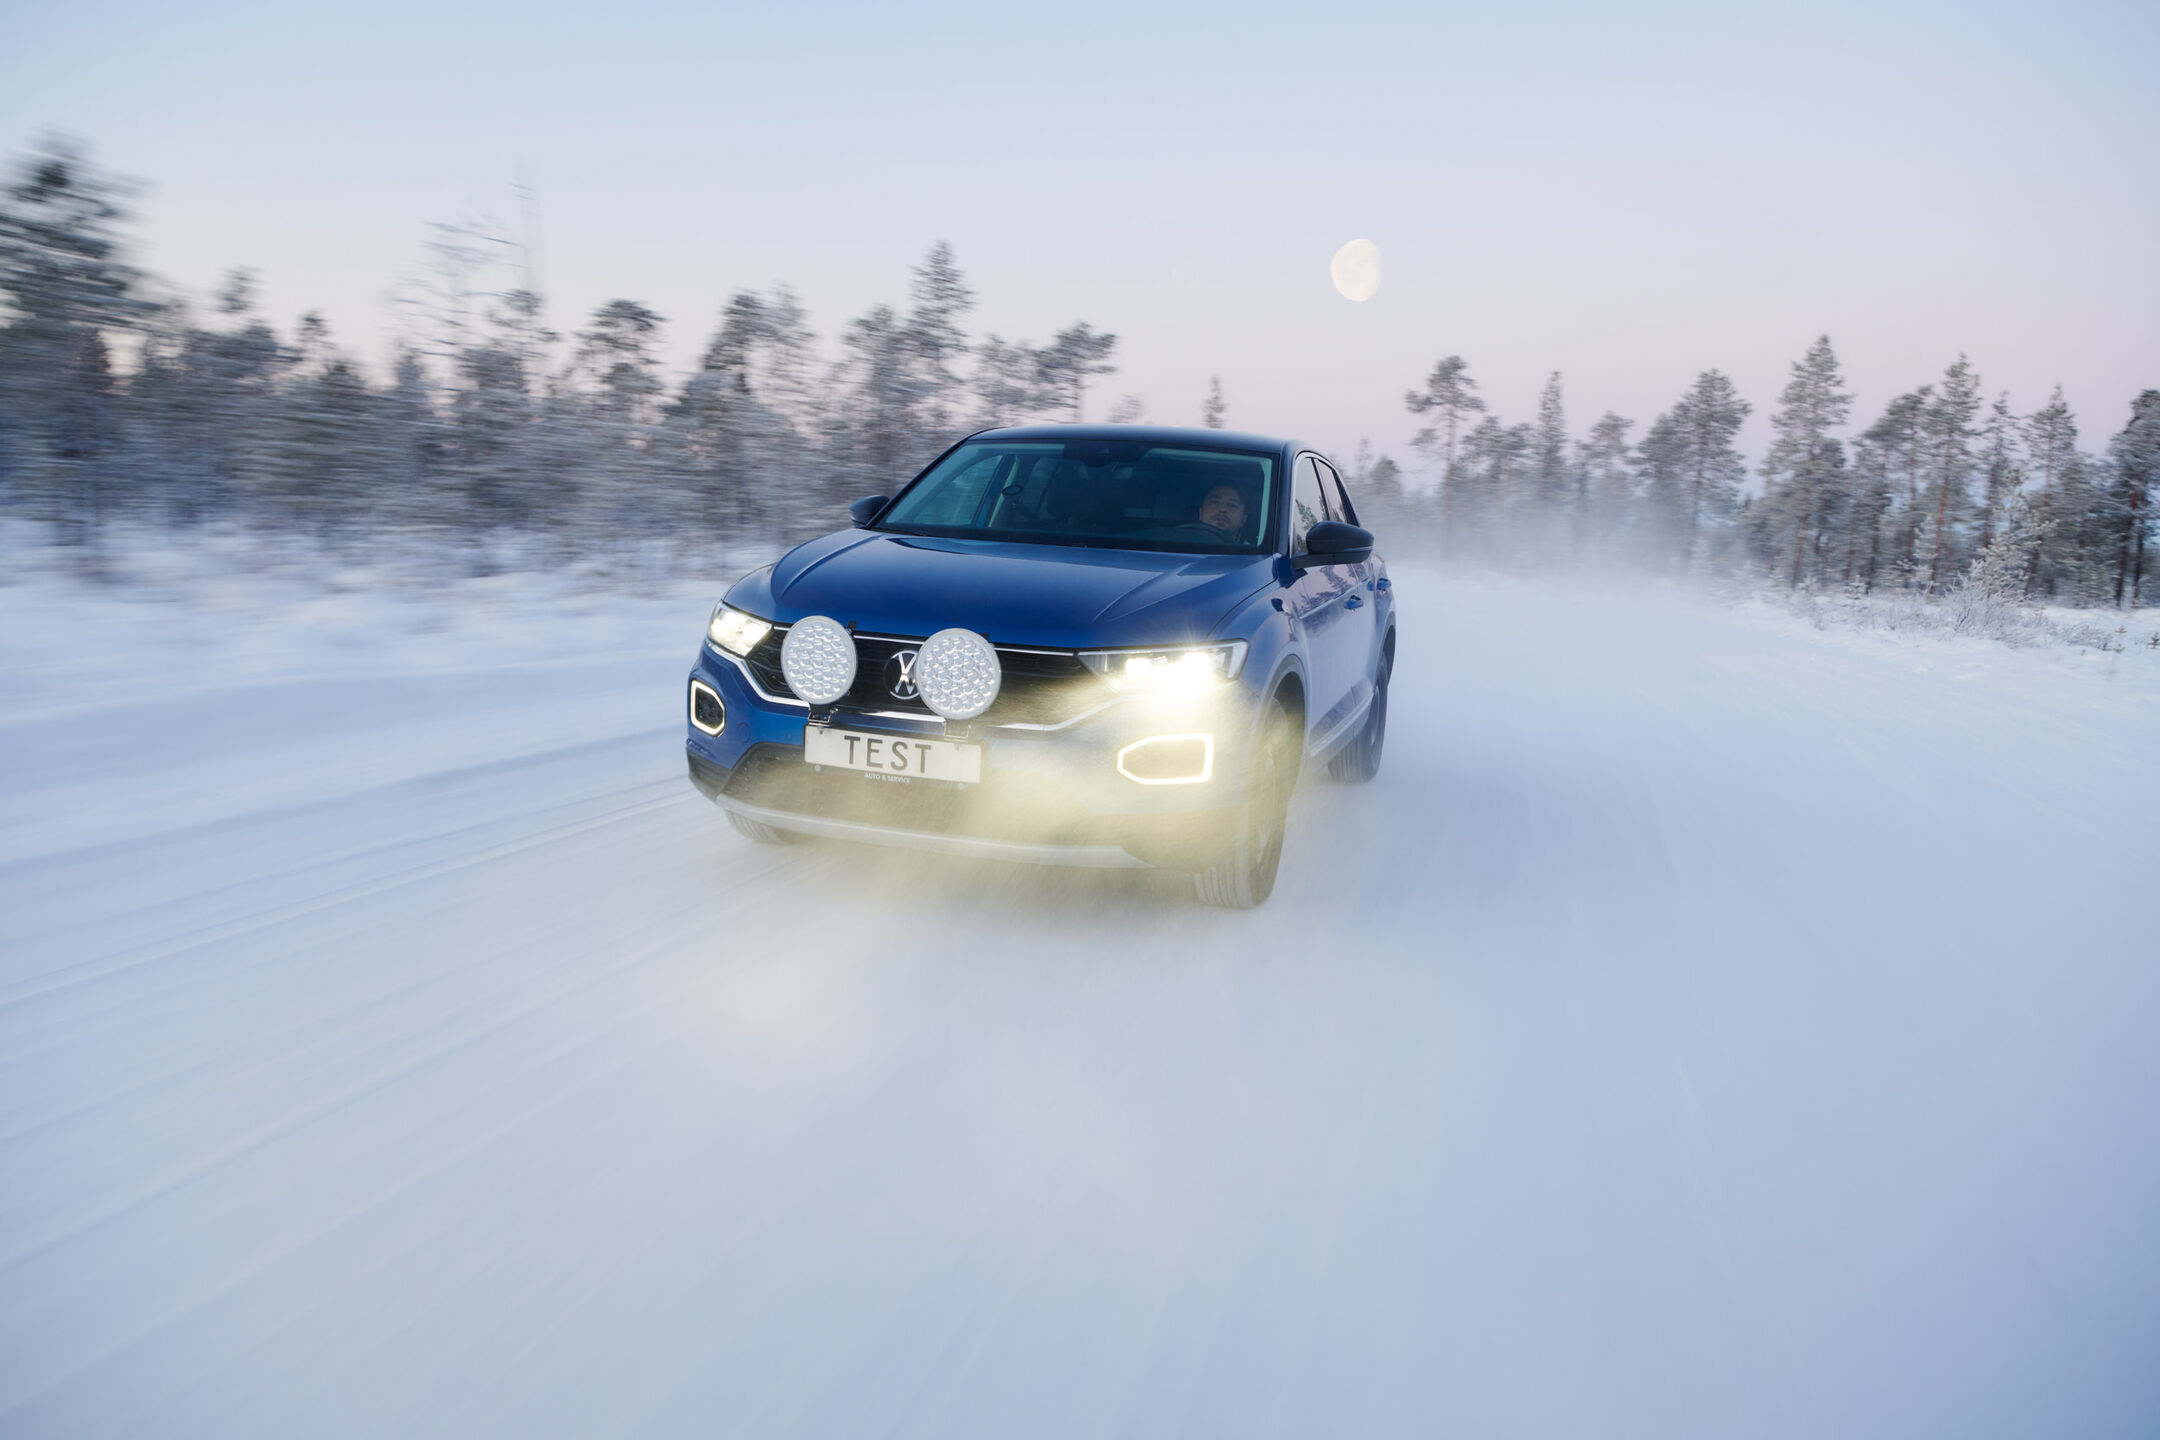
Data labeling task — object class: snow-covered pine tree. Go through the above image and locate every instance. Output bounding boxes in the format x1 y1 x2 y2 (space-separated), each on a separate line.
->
1665 369 1750 573
266 311 382 540
380 347 439 532
904 241 974 450
1975 393 2022 554
968 335 1043 429
1965 491 2040 603
834 303 913 481
2022 386 2079 597
1637 411 1687 567
1754 336 1852 587
1916 356 1983 592
1035 323 1117 422
183 272 292 531
2104 390 2159 606
669 291 775 534
576 300 665 425
1202 376 1225 429
571 299 666 537
1530 372 1570 552
1348 448 1414 542
0 139 157 551
1368 455 1404 498
1454 416 1533 559
748 286 820 439
445 288 557 536
1404 356 1483 486
1850 390 1929 591
1577 412 1636 560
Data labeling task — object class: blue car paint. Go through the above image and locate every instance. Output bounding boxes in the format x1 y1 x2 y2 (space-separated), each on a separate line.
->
684 424 1393 865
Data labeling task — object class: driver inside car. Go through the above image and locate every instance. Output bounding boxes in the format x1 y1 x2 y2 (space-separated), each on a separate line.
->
1195 482 1251 542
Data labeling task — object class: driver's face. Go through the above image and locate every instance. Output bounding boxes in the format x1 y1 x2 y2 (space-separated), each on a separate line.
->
1199 486 1247 534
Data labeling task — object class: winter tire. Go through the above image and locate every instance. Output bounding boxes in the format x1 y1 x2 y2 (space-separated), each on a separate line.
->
1193 702 1297 909
1328 636 1392 783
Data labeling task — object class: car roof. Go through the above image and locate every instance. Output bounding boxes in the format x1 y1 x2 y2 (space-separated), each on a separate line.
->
967 423 1301 456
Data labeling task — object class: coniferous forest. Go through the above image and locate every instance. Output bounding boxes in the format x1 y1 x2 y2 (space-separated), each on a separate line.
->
2 140 2152 607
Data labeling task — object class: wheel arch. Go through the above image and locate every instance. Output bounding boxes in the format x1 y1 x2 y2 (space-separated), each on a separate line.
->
1269 665 1308 733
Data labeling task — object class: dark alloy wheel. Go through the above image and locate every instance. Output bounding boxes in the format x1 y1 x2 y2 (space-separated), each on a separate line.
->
1328 636 1392 783
1193 702 1298 909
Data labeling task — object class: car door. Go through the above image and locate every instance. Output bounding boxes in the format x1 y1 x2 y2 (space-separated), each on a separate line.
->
1283 454 1362 739
1314 455 1380 715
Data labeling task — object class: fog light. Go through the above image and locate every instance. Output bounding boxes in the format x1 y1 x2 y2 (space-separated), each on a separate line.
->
689 679 726 735
779 615 857 705
1116 733 1214 785
913 627 1002 720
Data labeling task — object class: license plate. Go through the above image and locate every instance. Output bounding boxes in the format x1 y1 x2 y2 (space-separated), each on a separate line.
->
804 726 982 783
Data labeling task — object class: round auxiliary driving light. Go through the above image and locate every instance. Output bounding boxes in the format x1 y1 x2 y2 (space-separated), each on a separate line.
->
912 628 1002 721
779 615 857 705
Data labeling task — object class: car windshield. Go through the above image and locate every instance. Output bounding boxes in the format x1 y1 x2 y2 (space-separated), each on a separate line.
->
874 439 1279 554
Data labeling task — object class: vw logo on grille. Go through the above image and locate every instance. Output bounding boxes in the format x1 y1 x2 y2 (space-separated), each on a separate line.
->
884 648 921 701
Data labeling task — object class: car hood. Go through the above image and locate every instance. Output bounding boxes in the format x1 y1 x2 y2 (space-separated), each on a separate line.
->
728 531 1278 649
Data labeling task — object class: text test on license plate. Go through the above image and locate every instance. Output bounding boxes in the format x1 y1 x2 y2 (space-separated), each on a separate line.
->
805 726 982 783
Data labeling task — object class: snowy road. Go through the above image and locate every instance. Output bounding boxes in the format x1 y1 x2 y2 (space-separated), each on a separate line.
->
3 570 2157 1437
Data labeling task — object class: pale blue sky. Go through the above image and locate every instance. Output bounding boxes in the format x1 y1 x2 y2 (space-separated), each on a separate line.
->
4 0 2154 465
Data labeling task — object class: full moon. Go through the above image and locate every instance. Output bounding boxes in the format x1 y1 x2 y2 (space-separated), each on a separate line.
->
1330 238 1381 302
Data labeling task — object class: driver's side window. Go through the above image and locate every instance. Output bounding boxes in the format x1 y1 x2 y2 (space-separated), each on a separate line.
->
1290 456 1327 555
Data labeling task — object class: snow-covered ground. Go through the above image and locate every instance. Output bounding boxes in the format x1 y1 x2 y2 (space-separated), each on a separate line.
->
2 564 2156 1438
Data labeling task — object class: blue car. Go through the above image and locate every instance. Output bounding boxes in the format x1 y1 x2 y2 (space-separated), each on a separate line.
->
684 424 1394 907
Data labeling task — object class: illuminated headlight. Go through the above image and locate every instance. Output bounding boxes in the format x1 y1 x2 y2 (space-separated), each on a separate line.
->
913 628 1002 720
706 603 773 656
779 614 858 705
1080 640 1247 692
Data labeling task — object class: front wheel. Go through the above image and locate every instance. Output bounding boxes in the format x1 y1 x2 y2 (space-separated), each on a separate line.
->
1327 645 1391 783
1193 704 1297 909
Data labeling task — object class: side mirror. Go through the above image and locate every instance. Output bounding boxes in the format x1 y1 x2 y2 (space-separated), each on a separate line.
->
1293 520 1374 569
849 495 890 529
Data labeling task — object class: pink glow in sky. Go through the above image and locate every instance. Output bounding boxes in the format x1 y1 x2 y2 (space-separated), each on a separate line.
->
4 0 2154 463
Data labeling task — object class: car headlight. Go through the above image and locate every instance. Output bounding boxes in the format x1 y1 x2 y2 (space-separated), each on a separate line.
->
706 603 773 656
1079 640 1247 692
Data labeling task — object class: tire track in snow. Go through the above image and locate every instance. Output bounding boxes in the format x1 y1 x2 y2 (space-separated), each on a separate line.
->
0 768 685 1012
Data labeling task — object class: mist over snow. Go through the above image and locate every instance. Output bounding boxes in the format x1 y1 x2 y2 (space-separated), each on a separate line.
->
3 559 2155 1437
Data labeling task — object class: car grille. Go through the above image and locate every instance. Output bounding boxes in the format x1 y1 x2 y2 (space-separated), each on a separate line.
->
740 627 1110 727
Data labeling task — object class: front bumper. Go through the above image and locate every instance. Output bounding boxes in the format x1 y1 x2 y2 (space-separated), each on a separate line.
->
684 644 1255 869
